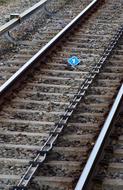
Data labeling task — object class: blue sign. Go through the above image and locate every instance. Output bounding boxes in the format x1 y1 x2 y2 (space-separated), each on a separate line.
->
68 56 80 66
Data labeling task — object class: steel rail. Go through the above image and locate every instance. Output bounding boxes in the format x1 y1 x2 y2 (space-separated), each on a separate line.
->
1 0 122 189
75 84 123 190
12 24 123 190
11 9 123 190
0 0 48 36
0 0 100 99
0 1 103 190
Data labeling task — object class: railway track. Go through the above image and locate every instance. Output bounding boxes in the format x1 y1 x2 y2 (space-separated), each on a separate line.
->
26 28 123 190
0 0 123 190
0 0 123 85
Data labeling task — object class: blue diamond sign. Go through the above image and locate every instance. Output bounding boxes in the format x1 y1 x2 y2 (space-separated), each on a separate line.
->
68 56 80 66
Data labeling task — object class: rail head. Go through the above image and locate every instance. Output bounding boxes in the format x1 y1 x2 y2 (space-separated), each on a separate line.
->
0 0 48 36
75 84 123 190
